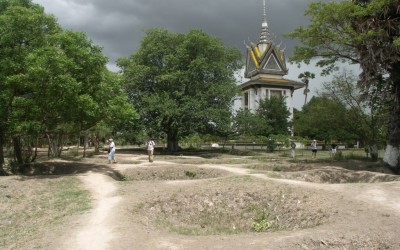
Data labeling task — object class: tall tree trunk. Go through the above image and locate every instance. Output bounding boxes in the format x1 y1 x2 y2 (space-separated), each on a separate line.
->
167 129 179 152
93 135 100 153
0 132 8 176
30 138 38 162
369 144 378 162
83 134 87 158
12 135 23 164
383 68 400 171
47 133 63 158
47 133 56 158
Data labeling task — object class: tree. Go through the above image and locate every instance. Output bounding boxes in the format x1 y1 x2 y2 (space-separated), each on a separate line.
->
257 96 292 136
234 109 272 137
0 0 61 174
318 70 388 160
294 96 352 145
0 0 136 174
298 71 315 105
118 28 242 151
288 0 400 170
233 96 291 141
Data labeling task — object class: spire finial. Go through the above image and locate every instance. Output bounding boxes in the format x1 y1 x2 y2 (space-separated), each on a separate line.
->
259 0 271 44
263 0 266 17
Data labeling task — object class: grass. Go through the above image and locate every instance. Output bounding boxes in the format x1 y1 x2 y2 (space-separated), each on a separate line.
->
0 176 91 249
136 176 331 236
0 146 392 247
292 148 382 161
184 170 197 178
272 165 283 171
156 154 255 165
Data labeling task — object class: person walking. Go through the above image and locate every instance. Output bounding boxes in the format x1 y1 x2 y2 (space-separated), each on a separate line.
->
146 137 155 162
290 140 296 159
108 138 116 164
311 139 317 159
331 143 338 157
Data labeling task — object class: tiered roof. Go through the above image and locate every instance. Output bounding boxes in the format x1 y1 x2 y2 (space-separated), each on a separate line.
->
241 0 304 90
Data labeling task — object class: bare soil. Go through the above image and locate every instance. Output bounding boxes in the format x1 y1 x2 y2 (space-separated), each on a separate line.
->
3 149 400 249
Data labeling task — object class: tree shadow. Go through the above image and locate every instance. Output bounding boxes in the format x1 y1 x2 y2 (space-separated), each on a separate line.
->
16 161 125 181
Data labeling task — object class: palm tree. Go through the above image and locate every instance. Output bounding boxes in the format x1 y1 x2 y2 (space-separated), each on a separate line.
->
298 71 315 105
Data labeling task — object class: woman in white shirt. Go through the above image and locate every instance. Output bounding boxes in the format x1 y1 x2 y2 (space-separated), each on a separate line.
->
146 138 155 162
108 138 116 164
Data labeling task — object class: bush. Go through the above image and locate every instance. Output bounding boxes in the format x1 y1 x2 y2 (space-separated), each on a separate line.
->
273 165 282 171
184 170 197 178
266 138 277 152
334 151 343 160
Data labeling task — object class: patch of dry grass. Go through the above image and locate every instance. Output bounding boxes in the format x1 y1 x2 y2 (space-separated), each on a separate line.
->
149 154 257 165
0 176 91 249
122 165 231 181
268 167 400 183
132 176 334 235
1 148 398 248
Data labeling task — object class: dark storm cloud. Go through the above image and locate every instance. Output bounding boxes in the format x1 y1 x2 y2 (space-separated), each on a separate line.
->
32 0 338 109
32 0 316 66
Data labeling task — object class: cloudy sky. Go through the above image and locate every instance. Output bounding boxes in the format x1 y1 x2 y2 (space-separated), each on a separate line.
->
31 0 347 109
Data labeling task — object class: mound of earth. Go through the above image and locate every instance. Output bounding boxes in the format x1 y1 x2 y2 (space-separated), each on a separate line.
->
269 166 400 183
132 176 335 235
122 165 231 181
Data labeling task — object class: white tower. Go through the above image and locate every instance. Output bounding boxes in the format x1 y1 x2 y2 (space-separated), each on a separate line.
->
240 0 304 121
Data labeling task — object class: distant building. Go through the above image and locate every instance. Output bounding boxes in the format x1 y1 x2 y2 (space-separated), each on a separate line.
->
239 0 305 121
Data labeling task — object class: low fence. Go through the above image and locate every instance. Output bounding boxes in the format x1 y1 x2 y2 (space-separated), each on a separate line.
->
201 143 281 150
201 143 348 151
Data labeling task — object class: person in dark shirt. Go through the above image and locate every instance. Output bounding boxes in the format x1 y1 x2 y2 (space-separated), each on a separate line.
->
331 143 338 156
311 140 317 159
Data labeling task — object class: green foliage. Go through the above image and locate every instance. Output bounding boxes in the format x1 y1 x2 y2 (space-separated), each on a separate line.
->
317 70 388 147
334 151 344 160
234 109 272 137
287 1 360 75
252 216 275 232
181 134 203 148
294 96 352 143
184 170 197 178
234 96 291 138
0 176 91 247
118 28 242 151
265 134 289 152
9 160 20 174
120 175 128 181
298 71 315 104
272 165 282 172
394 37 400 47
287 0 400 168
266 138 276 152
257 97 292 136
0 0 137 167
294 70 388 148
298 72 315 81
251 208 276 232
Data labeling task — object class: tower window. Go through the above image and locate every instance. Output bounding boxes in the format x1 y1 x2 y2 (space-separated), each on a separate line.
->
270 90 282 99
244 92 249 108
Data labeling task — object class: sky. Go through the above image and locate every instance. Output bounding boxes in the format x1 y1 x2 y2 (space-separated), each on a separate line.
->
31 0 356 109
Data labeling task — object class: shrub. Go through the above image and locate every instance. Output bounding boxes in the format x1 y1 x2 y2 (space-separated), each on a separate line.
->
184 170 197 178
334 151 343 160
272 165 282 172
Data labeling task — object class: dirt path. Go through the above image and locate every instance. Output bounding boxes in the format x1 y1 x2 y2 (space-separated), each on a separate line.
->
188 163 400 215
69 153 400 250
65 172 121 250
